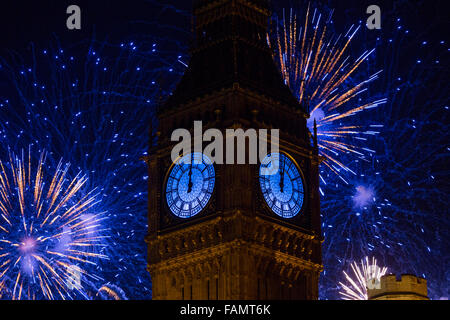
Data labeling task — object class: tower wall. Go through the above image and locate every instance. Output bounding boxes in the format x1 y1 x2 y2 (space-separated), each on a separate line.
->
147 211 321 300
368 274 429 300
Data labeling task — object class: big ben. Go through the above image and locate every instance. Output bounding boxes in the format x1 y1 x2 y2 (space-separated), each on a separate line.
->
145 0 323 300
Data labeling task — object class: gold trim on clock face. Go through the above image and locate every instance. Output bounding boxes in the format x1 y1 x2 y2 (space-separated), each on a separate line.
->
165 152 215 219
259 152 305 218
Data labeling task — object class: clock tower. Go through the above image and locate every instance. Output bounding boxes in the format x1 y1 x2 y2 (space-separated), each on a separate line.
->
145 0 323 300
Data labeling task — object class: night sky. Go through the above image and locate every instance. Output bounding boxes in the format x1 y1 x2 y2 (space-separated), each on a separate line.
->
0 0 448 300
1 1 447 49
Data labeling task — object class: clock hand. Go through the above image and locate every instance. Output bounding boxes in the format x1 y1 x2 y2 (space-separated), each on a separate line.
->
187 153 193 193
279 155 285 193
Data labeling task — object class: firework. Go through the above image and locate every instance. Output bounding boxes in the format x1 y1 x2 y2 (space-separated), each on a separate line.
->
315 7 449 299
339 256 388 300
96 283 128 300
267 3 448 300
0 36 184 299
0 1 446 301
270 6 387 187
0 148 108 299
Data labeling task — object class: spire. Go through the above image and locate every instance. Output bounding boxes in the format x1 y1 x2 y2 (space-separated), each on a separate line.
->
192 0 271 49
313 119 318 150
161 0 304 113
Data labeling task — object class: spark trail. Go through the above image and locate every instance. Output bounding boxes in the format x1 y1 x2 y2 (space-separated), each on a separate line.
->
0 148 108 300
270 6 386 187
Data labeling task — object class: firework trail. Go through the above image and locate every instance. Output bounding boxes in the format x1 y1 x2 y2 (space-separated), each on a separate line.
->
270 3 448 300
269 4 389 298
315 6 449 299
0 36 184 299
0 148 108 300
339 256 388 300
269 5 386 188
96 283 128 300
366 11 449 298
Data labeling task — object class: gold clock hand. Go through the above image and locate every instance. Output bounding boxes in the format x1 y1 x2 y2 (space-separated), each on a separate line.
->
187 153 193 193
280 155 285 193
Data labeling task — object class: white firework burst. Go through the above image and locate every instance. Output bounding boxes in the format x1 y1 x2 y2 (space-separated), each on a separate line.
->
339 256 388 300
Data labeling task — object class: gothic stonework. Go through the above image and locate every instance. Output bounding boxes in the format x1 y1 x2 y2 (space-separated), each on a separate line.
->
368 274 429 300
145 0 323 300
147 211 322 299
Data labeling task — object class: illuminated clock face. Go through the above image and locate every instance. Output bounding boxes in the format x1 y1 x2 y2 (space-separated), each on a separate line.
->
259 153 305 218
165 152 215 218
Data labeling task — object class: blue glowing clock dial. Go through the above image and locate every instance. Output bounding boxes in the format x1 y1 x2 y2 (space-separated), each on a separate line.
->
165 153 215 218
259 153 304 218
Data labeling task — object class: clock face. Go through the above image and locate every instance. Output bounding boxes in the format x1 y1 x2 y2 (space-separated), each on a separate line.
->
259 153 305 218
165 152 215 218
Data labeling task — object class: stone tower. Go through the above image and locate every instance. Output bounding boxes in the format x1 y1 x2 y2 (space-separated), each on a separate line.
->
368 274 429 300
145 0 323 300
